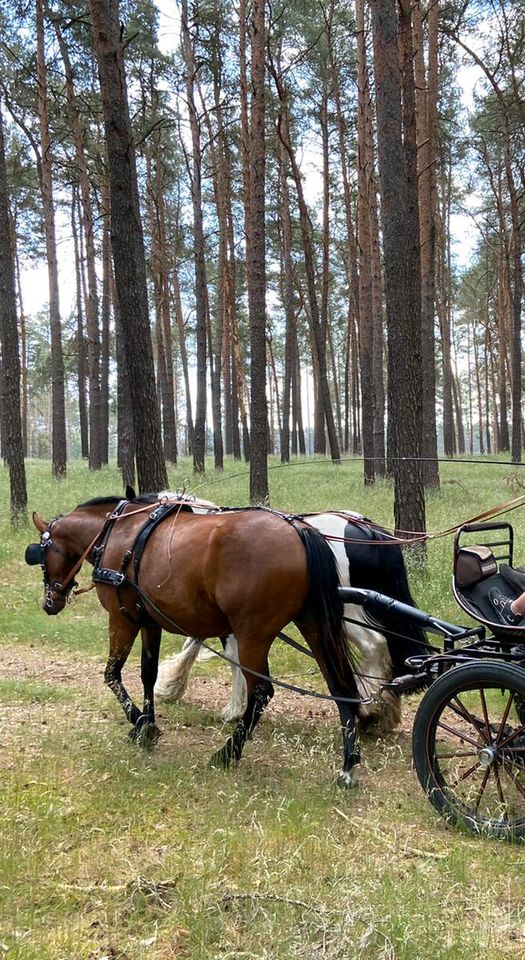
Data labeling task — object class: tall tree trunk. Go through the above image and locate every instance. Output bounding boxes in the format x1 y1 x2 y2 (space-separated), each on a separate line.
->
71 191 89 459
149 146 177 464
413 0 439 487
356 0 375 483
278 137 294 463
13 234 28 456
90 0 167 492
36 0 67 478
270 59 341 463
181 0 208 473
248 0 269 502
172 257 194 455
100 181 111 464
0 99 27 522
55 21 102 470
370 0 425 536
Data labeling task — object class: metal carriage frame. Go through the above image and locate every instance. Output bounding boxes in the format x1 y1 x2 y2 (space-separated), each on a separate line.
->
343 518 525 841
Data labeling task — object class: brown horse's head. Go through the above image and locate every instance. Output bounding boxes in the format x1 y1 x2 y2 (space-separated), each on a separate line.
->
26 513 80 615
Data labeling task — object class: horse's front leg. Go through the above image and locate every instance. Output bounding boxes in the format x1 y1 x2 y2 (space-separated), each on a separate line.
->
104 616 142 731
130 624 162 749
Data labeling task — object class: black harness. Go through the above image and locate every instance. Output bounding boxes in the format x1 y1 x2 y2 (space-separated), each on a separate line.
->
92 499 205 625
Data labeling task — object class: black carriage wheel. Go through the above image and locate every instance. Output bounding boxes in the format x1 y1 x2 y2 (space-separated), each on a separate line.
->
413 661 525 841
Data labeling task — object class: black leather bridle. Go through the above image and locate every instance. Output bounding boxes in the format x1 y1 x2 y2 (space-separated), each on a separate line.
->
25 519 79 606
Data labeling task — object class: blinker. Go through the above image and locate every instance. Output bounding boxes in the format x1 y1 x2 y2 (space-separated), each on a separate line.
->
25 543 43 566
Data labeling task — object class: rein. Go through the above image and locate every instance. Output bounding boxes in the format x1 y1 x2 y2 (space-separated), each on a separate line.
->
45 499 164 600
296 493 525 547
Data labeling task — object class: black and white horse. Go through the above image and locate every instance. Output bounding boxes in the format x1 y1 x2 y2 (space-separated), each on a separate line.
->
154 508 429 733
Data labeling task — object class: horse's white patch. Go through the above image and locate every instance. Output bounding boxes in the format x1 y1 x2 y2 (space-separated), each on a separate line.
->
304 514 395 725
337 768 358 788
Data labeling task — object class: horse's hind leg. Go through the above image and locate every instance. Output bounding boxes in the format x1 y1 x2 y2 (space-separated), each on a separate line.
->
129 623 162 749
210 643 273 769
297 620 360 789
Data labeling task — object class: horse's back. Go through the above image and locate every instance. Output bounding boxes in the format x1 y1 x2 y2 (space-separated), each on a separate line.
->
137 509 311 638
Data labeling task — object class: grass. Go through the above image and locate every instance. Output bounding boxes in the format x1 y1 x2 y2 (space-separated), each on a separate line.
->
2 456 525 958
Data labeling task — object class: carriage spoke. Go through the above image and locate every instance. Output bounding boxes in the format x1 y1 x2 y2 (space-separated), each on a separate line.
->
492 763 507 810
479 689 492 744
496 691 515 741
501 761 525 800
448 696 489 742
436 719 482 750
498 719 525 751
473 766 491 812
451 760 481 787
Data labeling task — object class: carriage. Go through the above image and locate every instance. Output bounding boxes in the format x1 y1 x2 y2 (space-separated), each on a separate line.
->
345 518 525 841
24 494 525 842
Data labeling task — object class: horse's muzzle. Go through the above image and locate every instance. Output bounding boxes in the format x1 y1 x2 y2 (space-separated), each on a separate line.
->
43 590 66 615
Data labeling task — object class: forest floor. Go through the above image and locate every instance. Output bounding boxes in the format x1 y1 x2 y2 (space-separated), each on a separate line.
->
2 457 525 960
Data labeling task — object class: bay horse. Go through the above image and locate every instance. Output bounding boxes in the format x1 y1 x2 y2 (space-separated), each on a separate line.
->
26 494 365 786
156 506 430 730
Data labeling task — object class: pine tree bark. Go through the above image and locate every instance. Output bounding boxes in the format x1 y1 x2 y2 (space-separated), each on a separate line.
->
71 192 89 459
172 258 194 455
356 0 375 483
55 20 102 470
278 136 294 463
0 99 27 522
413 0 439 487
270 59 341 463
181 0 208 473
89 0 167 492
370 0 425 536
36 0 67 478
248 0 269 502
100 181 111 464
13 241 28 457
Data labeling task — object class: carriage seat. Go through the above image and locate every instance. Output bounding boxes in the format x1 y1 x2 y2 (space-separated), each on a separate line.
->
454 544 525 637
455 544 497 589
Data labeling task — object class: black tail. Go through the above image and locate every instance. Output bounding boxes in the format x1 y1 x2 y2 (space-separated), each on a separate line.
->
295 524 357 692
344 523 432 677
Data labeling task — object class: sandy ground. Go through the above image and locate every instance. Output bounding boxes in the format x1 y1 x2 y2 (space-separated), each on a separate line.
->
1 642 340 724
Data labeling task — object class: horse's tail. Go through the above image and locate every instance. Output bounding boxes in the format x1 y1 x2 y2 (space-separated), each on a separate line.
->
155 637 208 700
295 524 357 693
345 524 432 677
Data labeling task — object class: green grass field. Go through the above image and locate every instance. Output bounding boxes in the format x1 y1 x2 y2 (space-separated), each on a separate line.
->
2 457 525 959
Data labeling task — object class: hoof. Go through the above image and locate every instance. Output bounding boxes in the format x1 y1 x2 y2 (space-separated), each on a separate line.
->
337 769 359 790
209 741 234 769
128 721 161 749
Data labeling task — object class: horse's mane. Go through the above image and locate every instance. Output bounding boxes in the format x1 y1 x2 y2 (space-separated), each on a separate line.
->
76 494 158 509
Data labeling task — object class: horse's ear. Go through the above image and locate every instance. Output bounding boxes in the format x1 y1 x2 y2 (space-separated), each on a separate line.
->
125 485 136 501
32 511 47 533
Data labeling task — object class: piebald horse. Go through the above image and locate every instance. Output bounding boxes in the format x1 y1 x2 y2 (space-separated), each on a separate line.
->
26 494 367 785
156 504 429 732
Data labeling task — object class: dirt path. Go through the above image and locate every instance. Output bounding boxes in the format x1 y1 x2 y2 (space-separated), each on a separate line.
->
1 642 340 724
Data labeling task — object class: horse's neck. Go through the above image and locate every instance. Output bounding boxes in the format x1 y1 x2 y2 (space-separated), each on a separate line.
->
67 507 117 554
